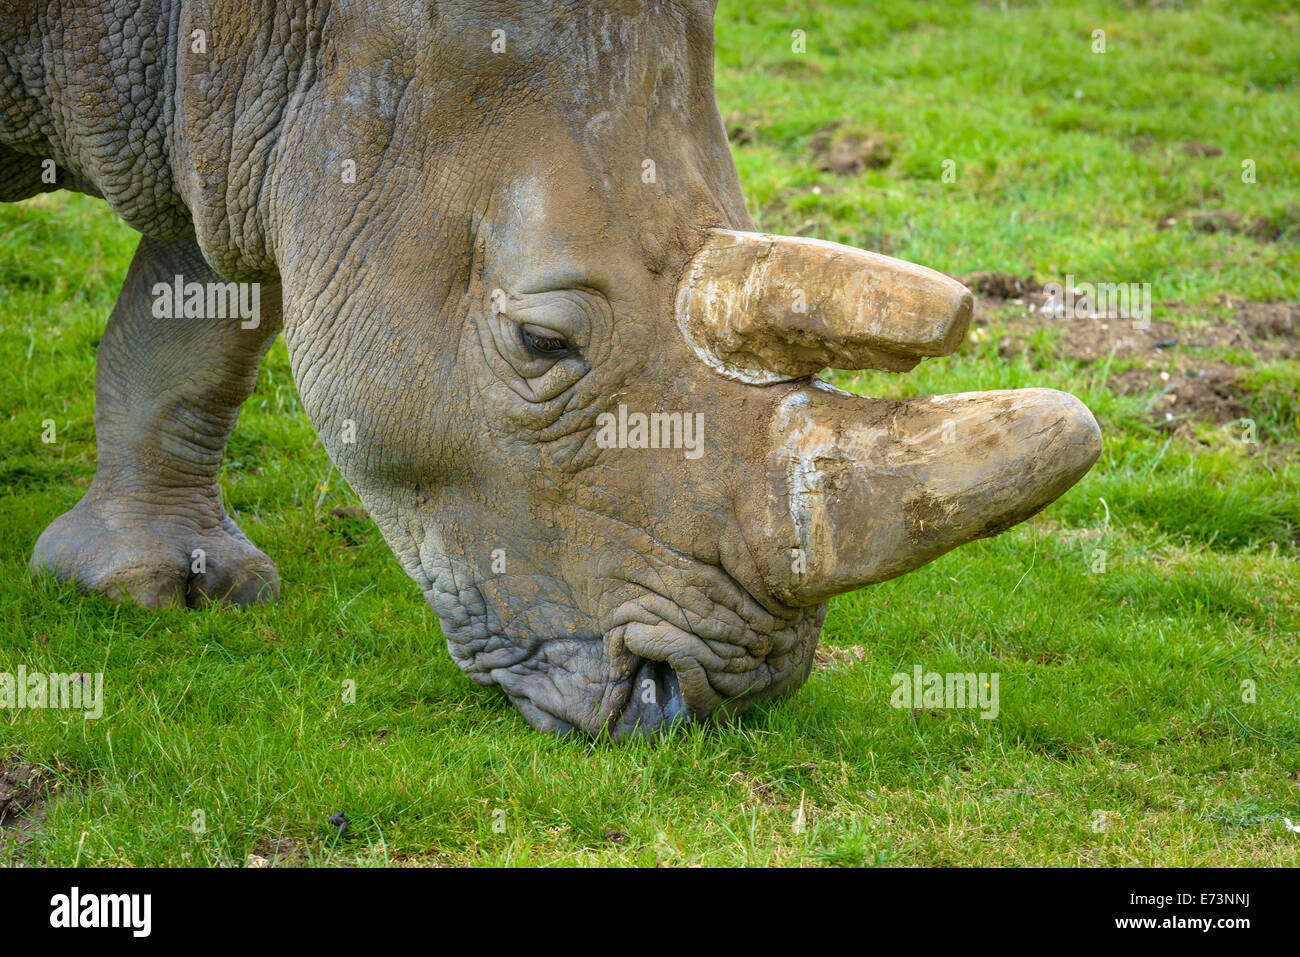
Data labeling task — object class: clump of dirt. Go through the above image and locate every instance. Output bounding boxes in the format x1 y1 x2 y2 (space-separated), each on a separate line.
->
0 756 54 849
246 835 309 868
809 123 892 176
962 272 1042 300
329 504 366 521
1179 140 1223 157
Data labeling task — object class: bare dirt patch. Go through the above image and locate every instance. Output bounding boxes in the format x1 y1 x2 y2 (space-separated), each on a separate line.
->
246 835 310 868
809 123 892 176
967 278 1298 434
1109 363 1251 431
1155 204 1298 243
973 278 1297 363
963 272 1177 362
1238 300 1300 344
0 756 56 850
996 315 1180 364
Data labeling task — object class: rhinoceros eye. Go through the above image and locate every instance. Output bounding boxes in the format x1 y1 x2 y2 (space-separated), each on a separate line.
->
518 323 571 358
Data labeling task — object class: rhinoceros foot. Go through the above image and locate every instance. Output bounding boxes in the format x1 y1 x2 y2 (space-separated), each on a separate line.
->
32 495 280 609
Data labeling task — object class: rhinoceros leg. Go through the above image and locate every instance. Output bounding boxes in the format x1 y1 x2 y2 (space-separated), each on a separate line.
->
31 235 283 608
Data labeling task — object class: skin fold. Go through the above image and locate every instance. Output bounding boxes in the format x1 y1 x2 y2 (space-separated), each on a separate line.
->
1 1 1101 737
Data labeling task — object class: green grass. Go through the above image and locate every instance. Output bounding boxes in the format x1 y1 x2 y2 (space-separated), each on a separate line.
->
2 0 1298 866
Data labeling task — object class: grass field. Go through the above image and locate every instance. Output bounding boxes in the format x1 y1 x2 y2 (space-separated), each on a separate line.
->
2 0 1298 866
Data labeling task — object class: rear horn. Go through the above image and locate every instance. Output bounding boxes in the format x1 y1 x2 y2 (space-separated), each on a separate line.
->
676 229 974 383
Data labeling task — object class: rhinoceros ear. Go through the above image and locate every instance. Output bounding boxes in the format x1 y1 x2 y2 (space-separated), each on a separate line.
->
675 229 973 383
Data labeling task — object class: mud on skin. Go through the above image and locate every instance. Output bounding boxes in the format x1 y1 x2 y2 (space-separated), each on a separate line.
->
1 1 1101 737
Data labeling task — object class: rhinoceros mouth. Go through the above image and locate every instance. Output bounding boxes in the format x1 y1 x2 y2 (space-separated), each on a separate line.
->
426 556 823 738
584 591 822 738
413 485 826 737
609 656 690 738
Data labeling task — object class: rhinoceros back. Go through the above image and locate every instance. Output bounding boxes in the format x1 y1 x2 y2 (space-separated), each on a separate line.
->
0 0 193 238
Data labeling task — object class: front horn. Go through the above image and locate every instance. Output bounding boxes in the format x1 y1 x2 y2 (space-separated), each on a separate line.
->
676 229 974 383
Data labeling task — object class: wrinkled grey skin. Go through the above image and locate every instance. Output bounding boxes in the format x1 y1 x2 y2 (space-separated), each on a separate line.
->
2 1 1100 737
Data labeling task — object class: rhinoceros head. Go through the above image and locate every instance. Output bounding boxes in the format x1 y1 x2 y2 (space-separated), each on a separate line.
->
265 1 1100 735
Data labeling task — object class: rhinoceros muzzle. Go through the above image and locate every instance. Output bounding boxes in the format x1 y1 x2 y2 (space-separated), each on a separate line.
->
433 228 1101 739
678 228 1102 609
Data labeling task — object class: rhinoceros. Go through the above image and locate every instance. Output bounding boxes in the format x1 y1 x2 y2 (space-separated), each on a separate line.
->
2 0 1101 736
